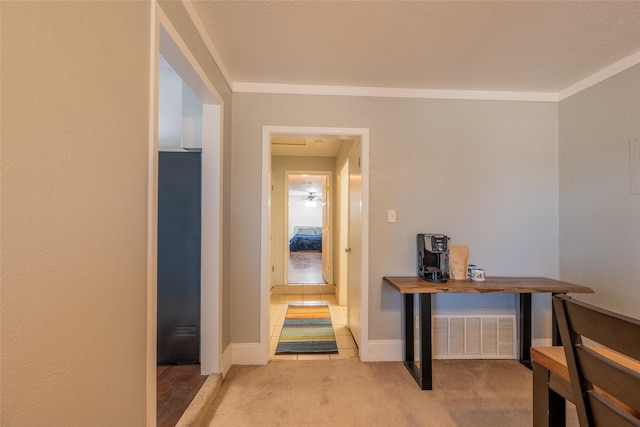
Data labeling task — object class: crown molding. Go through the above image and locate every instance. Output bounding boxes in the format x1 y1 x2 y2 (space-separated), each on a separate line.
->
233 82 559 102
558 50 640 101
181 0 234 91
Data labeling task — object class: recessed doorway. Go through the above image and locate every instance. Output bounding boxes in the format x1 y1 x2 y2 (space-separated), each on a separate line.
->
151 18 224 425
285 172 332 286
261 126 370 364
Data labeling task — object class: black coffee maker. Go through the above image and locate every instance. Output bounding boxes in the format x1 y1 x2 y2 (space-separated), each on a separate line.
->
417 233 450 283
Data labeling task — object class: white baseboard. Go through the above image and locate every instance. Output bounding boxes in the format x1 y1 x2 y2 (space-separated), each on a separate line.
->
364 340 403 362
226 338 544 366
231 342 265 365
222 344 233 377
362 338 552 362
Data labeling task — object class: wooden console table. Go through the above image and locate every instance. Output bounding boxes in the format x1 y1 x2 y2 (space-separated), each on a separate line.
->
382 276 594 390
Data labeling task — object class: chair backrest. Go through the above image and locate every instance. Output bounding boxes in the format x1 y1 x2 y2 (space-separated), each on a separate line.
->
553 295 640 427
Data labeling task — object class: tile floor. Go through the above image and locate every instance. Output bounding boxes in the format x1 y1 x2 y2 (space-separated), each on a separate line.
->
269 292 359 360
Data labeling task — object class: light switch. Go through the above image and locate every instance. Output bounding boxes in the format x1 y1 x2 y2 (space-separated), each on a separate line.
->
388 209 397 223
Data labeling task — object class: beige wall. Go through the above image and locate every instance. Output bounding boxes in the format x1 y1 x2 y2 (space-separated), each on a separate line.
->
271 156 336 287
1 1 234 424
1 2 150 424
559 64 640 318
231 93 559 343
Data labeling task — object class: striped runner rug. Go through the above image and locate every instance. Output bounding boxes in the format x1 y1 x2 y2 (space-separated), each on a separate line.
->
275 305 338 354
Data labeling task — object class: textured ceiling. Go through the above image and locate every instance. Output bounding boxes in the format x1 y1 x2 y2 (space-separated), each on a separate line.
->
193 1 640 94
288 174 326 196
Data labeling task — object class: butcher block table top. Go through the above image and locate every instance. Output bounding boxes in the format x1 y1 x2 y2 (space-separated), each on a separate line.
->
383 276 595 295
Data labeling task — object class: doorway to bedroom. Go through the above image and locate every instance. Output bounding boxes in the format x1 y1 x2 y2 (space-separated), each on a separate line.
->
286 172 332 285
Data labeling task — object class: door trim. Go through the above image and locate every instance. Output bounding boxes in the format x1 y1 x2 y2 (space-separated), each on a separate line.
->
148 8 225 423
157 12 224 374
261 126 370 362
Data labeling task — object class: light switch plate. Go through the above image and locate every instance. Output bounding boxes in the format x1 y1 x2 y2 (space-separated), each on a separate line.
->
388 209 397 223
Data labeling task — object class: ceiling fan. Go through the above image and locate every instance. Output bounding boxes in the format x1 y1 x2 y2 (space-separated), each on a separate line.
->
301 191 320 201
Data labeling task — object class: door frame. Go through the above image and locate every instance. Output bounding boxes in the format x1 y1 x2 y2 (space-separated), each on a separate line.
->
283 170 333 286
148 6 225 419
260 126 370 362
338 160 349 306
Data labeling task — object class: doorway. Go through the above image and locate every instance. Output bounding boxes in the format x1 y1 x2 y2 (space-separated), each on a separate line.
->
156 22 223 376
260 126 370 363
285 172 332 286
150 19 224 425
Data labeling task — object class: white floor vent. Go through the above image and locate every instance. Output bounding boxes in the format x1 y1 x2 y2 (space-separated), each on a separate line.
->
432 315 516 359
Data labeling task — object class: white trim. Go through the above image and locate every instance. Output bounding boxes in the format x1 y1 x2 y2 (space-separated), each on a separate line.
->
366 340 403 362
559 50 640 101
261 126 370 364
181 0 234 90
259 128 272 365
156 5 223 105
364 338 555 362
146 2 160 424
357 132 371 362
222 345 233 377
200 104 224 375
231 343 264 365
233 82 558 102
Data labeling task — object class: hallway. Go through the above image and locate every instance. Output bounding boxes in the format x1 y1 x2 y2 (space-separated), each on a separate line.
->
288 251 324 284
269 293 358 360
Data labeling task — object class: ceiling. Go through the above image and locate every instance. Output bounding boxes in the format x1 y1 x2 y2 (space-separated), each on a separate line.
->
271 136 345 157
288 174 326 197
192 1 640 95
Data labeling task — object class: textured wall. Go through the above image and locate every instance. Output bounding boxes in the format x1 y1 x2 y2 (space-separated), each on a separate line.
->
231 93 559 343
559 64 640 318
1 2 150 424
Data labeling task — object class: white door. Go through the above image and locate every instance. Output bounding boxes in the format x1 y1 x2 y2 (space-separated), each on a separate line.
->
338 161 349 306
347 142 362 348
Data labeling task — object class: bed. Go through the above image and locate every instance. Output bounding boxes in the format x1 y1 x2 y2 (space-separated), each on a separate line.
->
289 226 323 252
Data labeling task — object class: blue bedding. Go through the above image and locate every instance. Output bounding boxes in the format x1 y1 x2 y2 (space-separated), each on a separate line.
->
289 233 322 252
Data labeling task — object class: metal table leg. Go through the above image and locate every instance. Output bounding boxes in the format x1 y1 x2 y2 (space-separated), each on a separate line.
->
519 293 532 368
403 293 432 390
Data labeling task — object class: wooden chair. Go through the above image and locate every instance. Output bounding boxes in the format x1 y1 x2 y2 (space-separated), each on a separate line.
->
553 295 640 427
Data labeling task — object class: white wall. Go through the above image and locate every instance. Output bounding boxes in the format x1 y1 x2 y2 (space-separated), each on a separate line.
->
158 55 183 148
231 94 559 343
158 55 203 150
559 64 640 318
181 81 203 149
288 199 322 239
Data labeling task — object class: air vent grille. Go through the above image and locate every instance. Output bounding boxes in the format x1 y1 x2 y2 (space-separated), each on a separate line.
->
432 315 516 359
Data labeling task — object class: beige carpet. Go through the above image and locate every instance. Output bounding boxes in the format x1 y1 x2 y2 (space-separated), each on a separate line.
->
202 359 579 426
